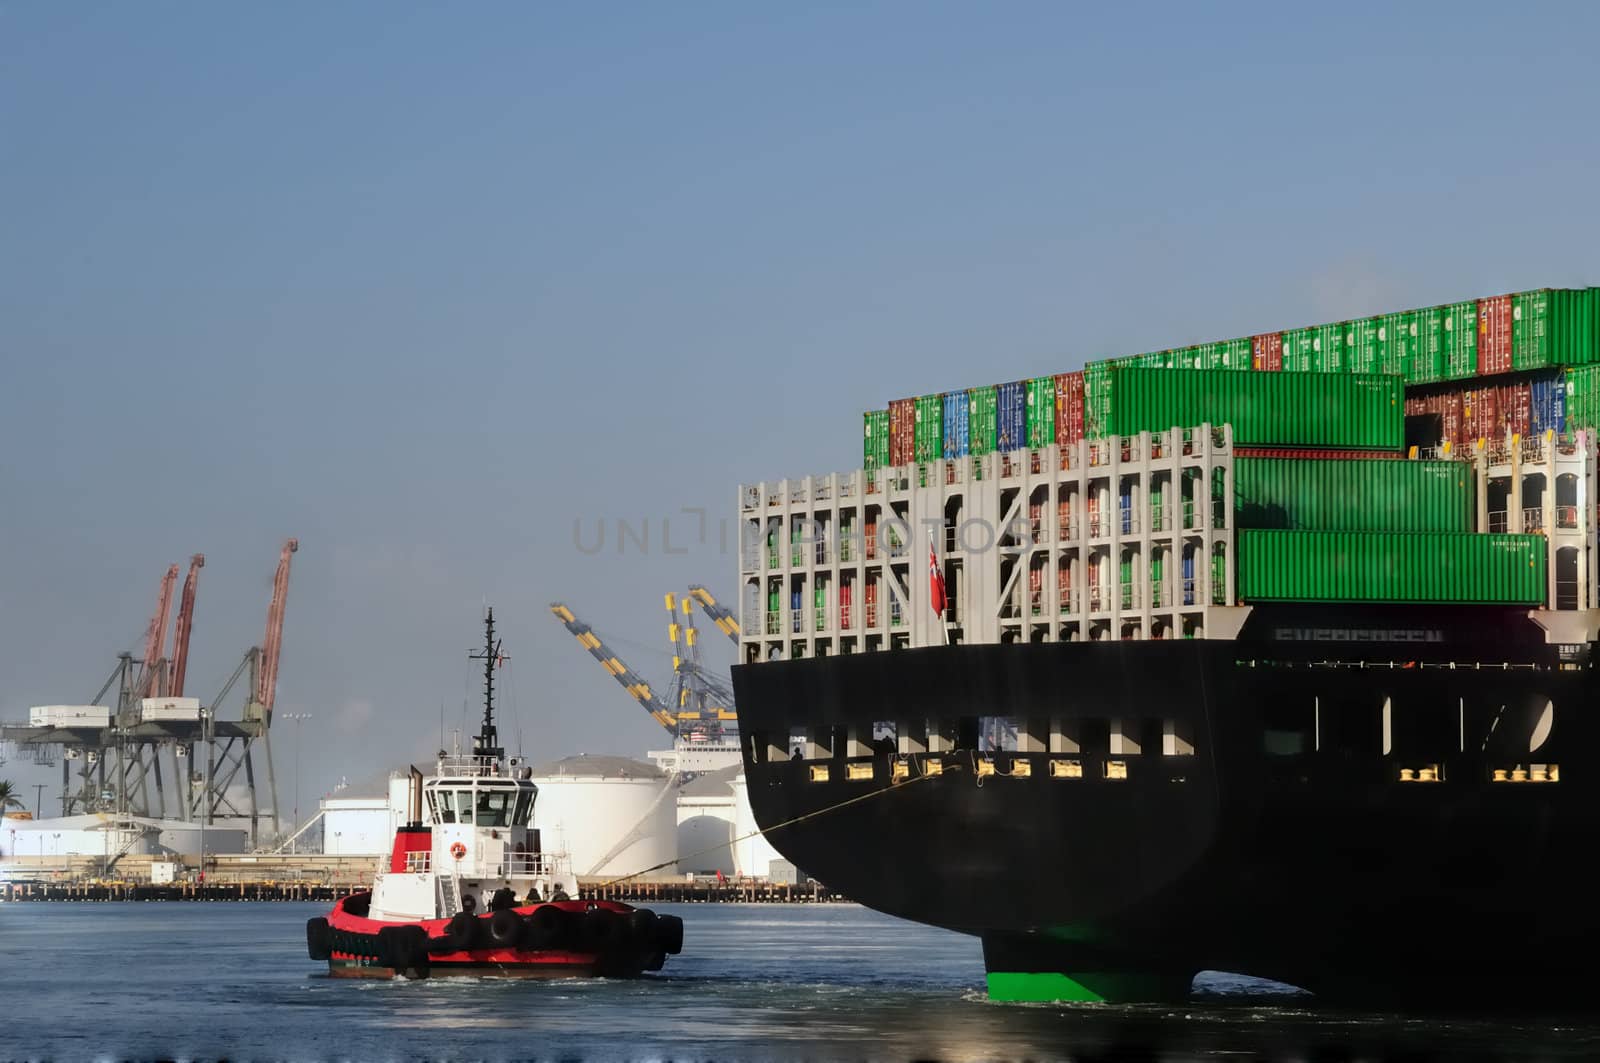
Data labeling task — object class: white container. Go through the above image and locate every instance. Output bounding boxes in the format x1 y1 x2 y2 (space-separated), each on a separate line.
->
139 697 202 722
150 861 179 884
29 705 112 727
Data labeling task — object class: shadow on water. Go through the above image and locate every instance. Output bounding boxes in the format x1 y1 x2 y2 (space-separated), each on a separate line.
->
3 901 1598 1060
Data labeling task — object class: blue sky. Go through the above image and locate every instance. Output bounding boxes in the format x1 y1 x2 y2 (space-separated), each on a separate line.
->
2 2 1597 814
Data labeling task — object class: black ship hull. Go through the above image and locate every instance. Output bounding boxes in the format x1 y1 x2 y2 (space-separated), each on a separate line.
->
732 605 1600 1006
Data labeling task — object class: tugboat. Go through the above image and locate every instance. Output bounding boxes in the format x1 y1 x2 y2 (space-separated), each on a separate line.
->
306 608 684 979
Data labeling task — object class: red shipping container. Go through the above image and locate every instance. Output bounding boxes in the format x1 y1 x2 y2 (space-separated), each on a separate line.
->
1437 392 1464 449
1477 295 1513 376
864 519 877 560
1057 499 1071 538
1252 332 1283 371
1404 394 1429 417
1504 380 1532 438
888 397 917 467
1053 371 1085 444
1463 386 1499 444
1058 565 1072 596
840 583 852 628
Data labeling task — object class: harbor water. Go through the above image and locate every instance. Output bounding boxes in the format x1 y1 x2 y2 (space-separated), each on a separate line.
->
3 901 1597 1060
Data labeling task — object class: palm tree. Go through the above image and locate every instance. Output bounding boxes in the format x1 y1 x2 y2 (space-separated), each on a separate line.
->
0 780 25 819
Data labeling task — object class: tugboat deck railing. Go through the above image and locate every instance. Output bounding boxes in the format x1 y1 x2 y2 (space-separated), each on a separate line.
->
434 754 505 778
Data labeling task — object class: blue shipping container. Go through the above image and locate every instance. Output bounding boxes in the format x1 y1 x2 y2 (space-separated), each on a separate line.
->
1119 493 1133 534
942 390 970 458
1532 374 1567 436
1181 556 1196 606
997 380 1028 452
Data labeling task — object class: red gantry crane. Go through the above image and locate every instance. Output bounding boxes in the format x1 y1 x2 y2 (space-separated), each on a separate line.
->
169 554 205 697
140 564 180 697
256 538 298 717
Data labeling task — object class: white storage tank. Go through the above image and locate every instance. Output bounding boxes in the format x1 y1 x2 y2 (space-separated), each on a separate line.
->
732 771 784 879
29 705 111 727
528 755 678 878
320 796 396 855
675 764 739 876
139 697 202 723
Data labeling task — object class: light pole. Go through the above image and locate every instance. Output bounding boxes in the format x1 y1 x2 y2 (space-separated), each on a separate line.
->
280 712 313 851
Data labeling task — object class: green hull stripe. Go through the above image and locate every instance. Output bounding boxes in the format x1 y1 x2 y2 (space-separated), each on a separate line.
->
988 971 1107 1002
987 970 1182 1003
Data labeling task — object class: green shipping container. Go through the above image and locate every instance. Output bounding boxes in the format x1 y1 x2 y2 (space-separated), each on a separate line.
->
1234 458 1472 533
1440 301 1478 380
1344 318 1381 375
1282 327 1316 372
968 385 998 455
863 410 889 470
1083 364 1112 440
1027 376 1056 447
1094 368 1403 449
914 394 943 464
1409 306 1446 384
1237 530 1546 604
1377 311 1418 379
1566 365 1600 433
1194 337 1252 370
1513 288 1600 370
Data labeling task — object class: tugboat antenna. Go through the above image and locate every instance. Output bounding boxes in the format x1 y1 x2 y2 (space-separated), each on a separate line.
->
468 607 506 761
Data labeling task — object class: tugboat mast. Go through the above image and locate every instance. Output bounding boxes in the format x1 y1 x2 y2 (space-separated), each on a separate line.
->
468 607 505 762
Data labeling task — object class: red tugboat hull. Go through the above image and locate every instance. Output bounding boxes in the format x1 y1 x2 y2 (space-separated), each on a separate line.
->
310 892 683 981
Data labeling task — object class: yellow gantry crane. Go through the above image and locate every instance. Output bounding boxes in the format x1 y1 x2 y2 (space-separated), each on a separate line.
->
550 589 740 744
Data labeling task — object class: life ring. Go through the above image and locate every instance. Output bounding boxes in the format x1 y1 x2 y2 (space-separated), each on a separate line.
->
450 841 467 860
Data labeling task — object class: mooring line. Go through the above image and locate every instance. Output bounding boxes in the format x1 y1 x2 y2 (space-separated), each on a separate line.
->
597 762 961 887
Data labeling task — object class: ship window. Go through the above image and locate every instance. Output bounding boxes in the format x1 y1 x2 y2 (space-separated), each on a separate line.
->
456 792 474 823
476 788 514 828
512 789 534 826
432 790 456 824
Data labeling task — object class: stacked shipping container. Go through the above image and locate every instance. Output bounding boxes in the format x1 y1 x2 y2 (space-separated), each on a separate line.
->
861 287 1597 467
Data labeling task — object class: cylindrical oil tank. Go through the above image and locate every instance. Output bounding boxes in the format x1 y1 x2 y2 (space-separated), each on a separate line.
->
675 764 739 876
731 771 783 879
528 755 678 878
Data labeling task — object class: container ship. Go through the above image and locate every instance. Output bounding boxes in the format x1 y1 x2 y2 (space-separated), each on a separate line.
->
729 287 1600 1007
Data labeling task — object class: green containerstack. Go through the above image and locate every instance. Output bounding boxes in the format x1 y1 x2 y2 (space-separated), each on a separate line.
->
1201 338 1253 370
1093 368 1403 449
1233 458 1473 533
1513 289 1600 370
863 410 889 471
1237 531 1546 604
1344 318 1381 375
1083 364 1112 438
1027 376 1056 447
1440 301 1478 380
913 394 943 464
1410 306 1446 384
1377 311 1419 379
1567 365 1600 434
968 385 998 455
1282 328 1314 372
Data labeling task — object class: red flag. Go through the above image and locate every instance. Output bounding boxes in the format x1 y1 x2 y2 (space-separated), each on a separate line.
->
929 542 947 618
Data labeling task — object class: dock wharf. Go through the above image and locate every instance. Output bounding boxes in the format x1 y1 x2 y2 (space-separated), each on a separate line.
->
2 853 846 903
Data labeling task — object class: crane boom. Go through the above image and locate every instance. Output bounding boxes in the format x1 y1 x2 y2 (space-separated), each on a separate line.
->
169 554 205 697
141 564 180 696
687 585 740 644
255 538 298 713
549 603 678 734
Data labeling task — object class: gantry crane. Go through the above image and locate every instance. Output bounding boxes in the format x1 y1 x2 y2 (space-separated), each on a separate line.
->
664 592 738 740
0 539 298 846
170 554 205 696
549 603 679 733
139 564 180 697
686 586 741 644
